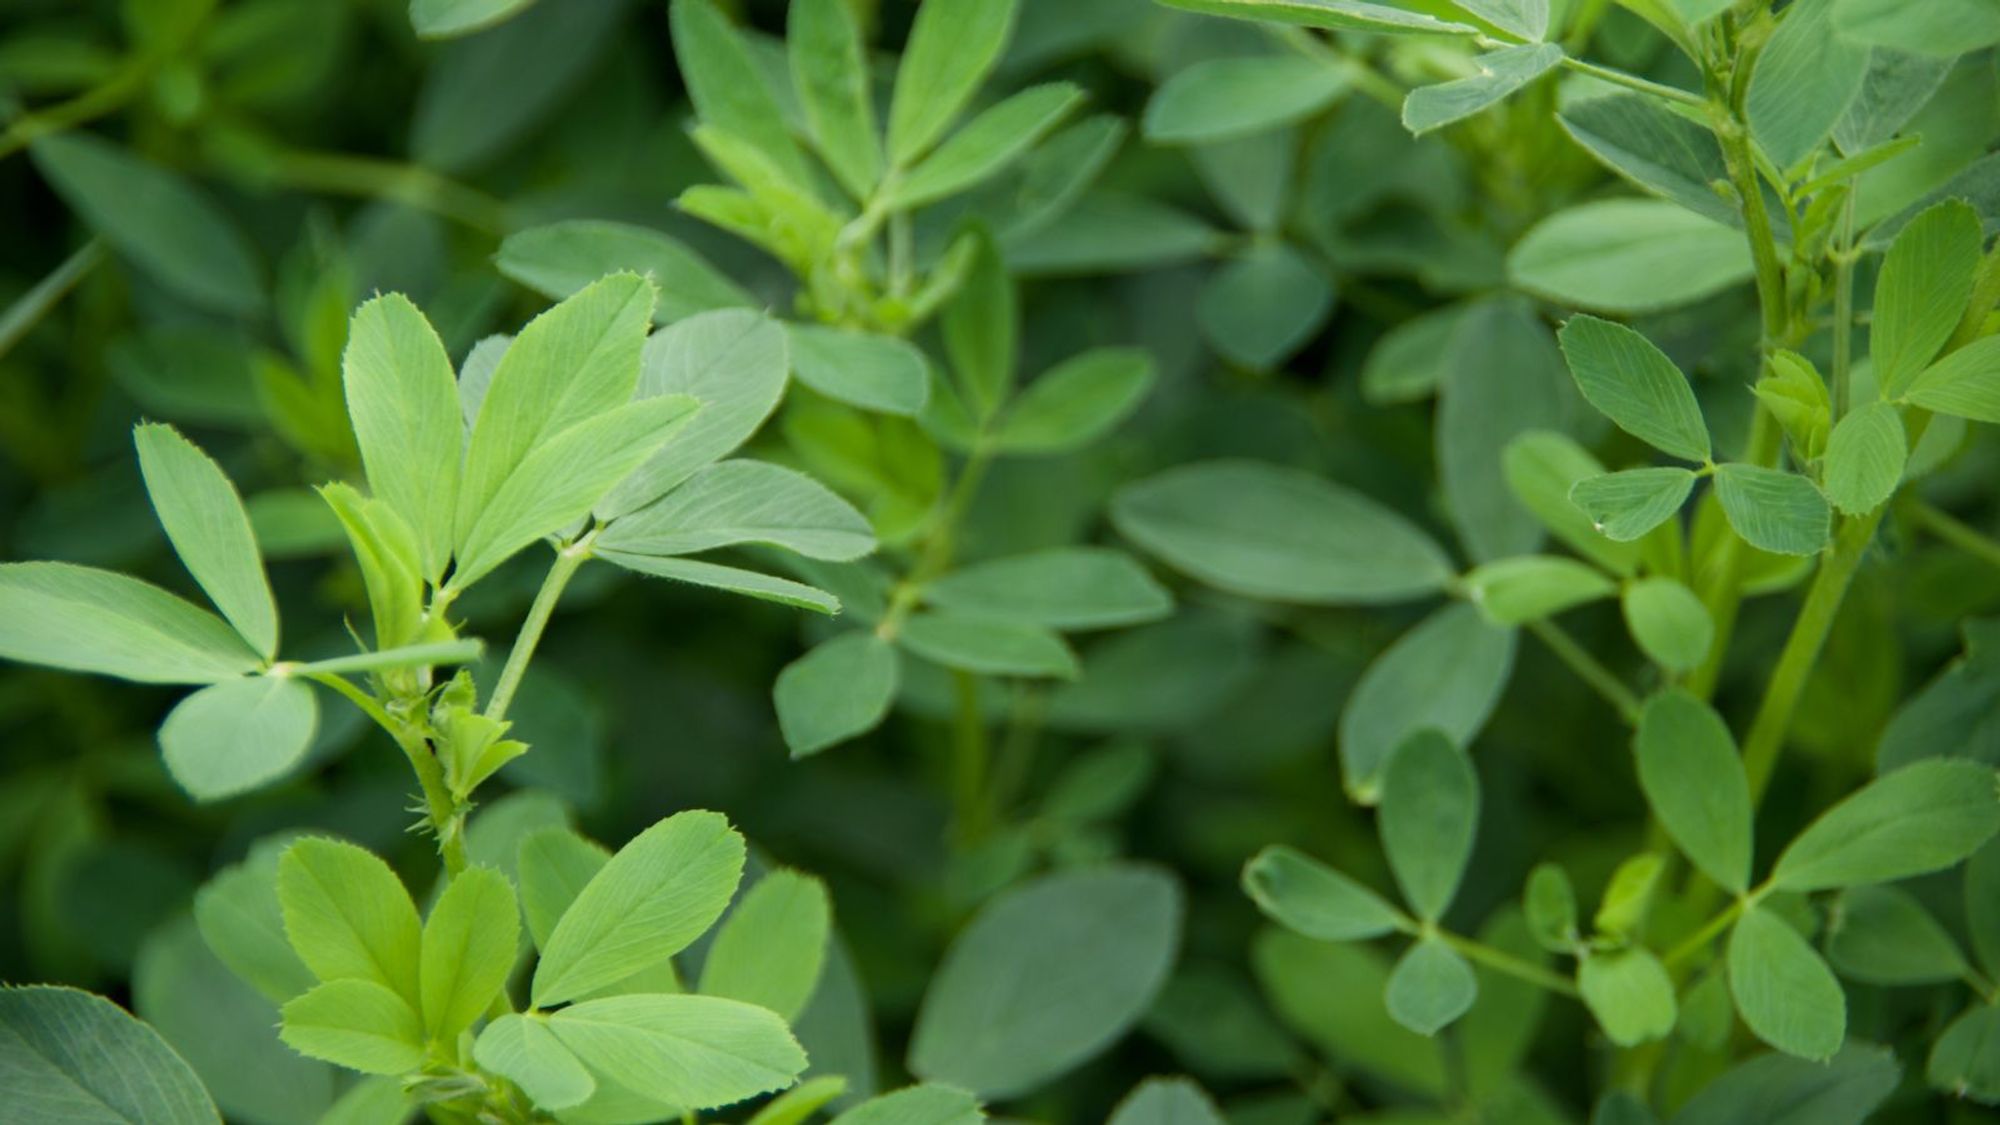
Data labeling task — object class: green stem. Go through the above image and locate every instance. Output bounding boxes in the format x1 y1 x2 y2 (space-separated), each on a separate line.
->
0 64 152 161
1912 501 2000 572
1527 619 1642 725
261 149 513 235
949 671 991 846
0 241 102 364
1439 930 1581 998
1557 56 1706 107
1831 191 1858 419
484 538 593 723
1663 898 1746 967
314 669 468 876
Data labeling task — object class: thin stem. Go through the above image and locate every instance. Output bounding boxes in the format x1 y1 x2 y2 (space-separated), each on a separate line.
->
1912 501 2000 572
949 671 991 846
484 537 593 723
1664 898 1746 967
1439 930 1581 998
261 149 513 235
0 65 151 161
1557 56 1706 107
0 241 102 363
1831 191 1858 419
1527 619 1642 725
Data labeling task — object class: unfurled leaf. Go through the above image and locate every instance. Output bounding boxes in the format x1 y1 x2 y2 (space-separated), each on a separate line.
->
532 810 745 1007
923 548 1170 629
1832 0 2000 55
419 867 518 1043
598 460 874 562
1927 1005 2000 1104
1509 200 1752 314
1634 690 1752 893
159 674 318 801
1772 759 2000 891
788 326 930 417
409 0 538 38
1579 949 1676 1046
340 294 462 582
1570 468 1696 541
699 870 830 1021
1622 577 1712 673
515 827 608 952
775 631 899 757
891 83 1083 209
496 221 751 325
1158 0 1476 34
473 1013 594 1110
1728 906 1846 1060
1455 0 1549 39
279 980 425 1075
671 0 813 189
134 424 277 659
1557 94 1737 229
1462 555 1617 625
1745 0 1869 170
897 613 1078 678
194 842 317 1004
789 0 881 199
1143 56 1347 145
993 348 1156 454
317 483 425 650
1196 243 1335 370
1242 845 1404 942
1714 464 1830 557
1558 315 1709 463
0 986 219 1124
1525 864 1577 952
1379 731 1478 921
1669 1042 1899 1124
546 994 806 1110
1906 337 2000 423
829 1083 984 1125
942 231 1016 420
1403 44 1562 136
0 562 259 684
1503 431 1640 574
886 0 1017 165
1340 603 1515 802
1384 938 1476 1036
601 553 840 615
277 838 423 1005
1107 1077 1225 1125
1821 402 1906 515
1871 200 1982 397
1827 884 1967 985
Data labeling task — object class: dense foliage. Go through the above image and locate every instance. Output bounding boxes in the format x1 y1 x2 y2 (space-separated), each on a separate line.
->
4 0 2000 1122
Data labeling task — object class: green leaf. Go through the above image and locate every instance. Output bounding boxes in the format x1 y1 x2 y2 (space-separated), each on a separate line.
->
318 483 425 650
1906 336 2000 423
600 552 841 615
1714 463 1830 557
133 424 278 659
419 866 518 1043
194 842 317 1004
993 347 1156 454
1503 432 1641 574
1384 938 1476 1036
1969 839 2000 980
1242 845 1404 941
1746 0 1869 170
1107 1077 1225 1125
1525 863 1578 952
1142 56 1347 145
897 612 1078 678
699 870 831 1021
1362 304 1464 405
0 562 260 684
159 674 319 801
1557 94 1738 230
1455 0 1549 39
923 547 1171 629
598 309 791 520
1670 1042 1899 1124
1821 402 1906 515
409 0 538 38
547 994 806 1110
1462 555 1617 626
29 132 261 316
1871 201 1983 398
1621 577 1712 673
891 83 1084 209
277 838 423 1005
1633 690 1752 893
1340 603 1516 802
473 1013 594 1110
279 979 425 1075
1558 315 1710 463
1771 759 2000 891
788 325 931 417
1594 853 1667 940
1826 884 1967 985
829 1084 984 1125
339 294 461 582
457 395 701 585
1402 43 1562 136
532 810 745 1007
1195 242 1335 370
942 230 1015 421
1578 949 1676 1047
886 0 1018 165
1112 460 1454 605
515 827 608 952
1927 1004 2000 1104
670 0 813 189
908 865 1180 1098
1508 200 1753 314
789 0 881 200
1004 193 1224 275
1727 906 1845 1060
496 221 751 326
1379 730 1479 921
775 631 900 757
1832 0 2000 55
294 640 484 678
598 459 875 562
1158 0 1476 34
1570 468 1696 541
0 985 219 1124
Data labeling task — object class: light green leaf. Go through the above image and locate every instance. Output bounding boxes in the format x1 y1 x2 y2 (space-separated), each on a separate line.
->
1746 0 1869 169
279 980 425 1076
515 827 609 952
30 132 261 316
159 674 318 801
891 83 1083 209
532 810 745 1007
1142 56 1347 145
0 985 219 1125
1403 43 1562 136
942 230 1015 421
1107 1077 1225 1125
340 294 461 582
547 994 806 1111
788 325 930 417
409 0 538 38
670 0 813 189
1558 315 1710 463
1827 884 1967 985
1821 402 1906 515
598 459 874 562
1634 690 1752 893
600 552 840 615
993 347 1156 455
194 842 317 1005
134 424 277 659
1968 839 2000 980
829 1083 984 1125
1570 467 1696 541
1525 864 1577 952
1379 730 1478 921
1462 555 1617 626
1243 845 1403 942
317 483 425 650
1927 1005 2000 1103
1340 603 1516 803
1158 0 1477 34
1578 949 1676 1047
496 221 751 326
1621 577 1712 673
277 837 423 1005
1906 336 2000 423
1502 431 1640 574
923 547 1170 629
886 0 1018 165
473 1013 594 1110
897 612 1078 679
1771 759 2000 891
1727 906 1845 1060
908 865 1180 1098
1455 0 1549 39
1871 201 1982 398
419 866 518 1043
1384 938 1476 1036
1112 460 1453 605
774 631 900 757
1594 853 1666 940
1508 200 1752 314
699 870 830 1022
1361 304 1464 405
0 562 260 684
1714 463 1830 557
1195 242 1335 370
789 0 881 200
1832 0 2000 55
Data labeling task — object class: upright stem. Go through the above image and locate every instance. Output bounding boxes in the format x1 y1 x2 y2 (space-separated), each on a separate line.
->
1528 620 1641 724
949 672 991 846
1912 501 2000 572
485 537 593 723
1831 192 1858 419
